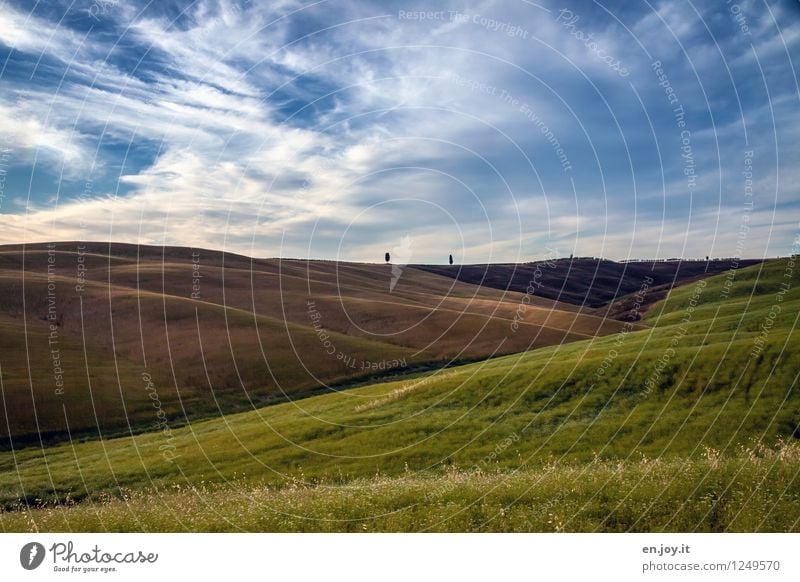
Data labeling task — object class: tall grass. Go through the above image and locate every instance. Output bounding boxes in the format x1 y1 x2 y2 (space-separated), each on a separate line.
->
2 441 797 532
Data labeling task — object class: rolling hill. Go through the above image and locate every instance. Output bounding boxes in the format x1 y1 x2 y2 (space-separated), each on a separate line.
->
0 258 796 532
0 242 633 447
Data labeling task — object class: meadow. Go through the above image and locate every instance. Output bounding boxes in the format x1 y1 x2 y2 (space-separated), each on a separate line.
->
3 441 797 532
0 257 796 531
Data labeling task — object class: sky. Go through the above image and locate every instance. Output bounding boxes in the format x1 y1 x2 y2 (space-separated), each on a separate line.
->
0 0 798 263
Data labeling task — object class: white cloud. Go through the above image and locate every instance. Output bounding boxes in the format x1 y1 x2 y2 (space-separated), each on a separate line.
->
0 4 84 57
0 99 94 171
0 0 797 261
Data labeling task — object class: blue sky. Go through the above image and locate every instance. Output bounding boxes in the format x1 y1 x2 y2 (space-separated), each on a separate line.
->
0 0 798 262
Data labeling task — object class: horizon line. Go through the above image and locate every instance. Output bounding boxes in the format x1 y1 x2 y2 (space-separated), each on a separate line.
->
0 240 783 265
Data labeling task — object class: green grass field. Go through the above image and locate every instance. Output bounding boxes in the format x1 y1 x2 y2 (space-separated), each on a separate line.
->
0 258 797 531
3 441 797 532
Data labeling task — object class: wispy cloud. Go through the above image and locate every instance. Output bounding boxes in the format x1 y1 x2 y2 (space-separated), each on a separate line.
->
0 0 797 261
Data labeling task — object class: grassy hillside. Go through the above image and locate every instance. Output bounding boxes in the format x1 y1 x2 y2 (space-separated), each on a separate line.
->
3 441 797 532
0 258 796 532
0 243 629 446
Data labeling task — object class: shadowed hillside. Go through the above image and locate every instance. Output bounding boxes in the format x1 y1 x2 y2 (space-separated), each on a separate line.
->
416 257 763 309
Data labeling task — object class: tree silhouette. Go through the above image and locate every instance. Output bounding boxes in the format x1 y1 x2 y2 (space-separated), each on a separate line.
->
449 254 453 265
385 252 390 263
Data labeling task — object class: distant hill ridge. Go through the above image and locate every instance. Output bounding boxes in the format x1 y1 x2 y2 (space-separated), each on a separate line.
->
415 257 763 307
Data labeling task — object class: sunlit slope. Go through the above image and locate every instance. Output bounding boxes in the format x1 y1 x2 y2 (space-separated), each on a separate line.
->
0 259 796 507
4 444 798 532
0 243 631 445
